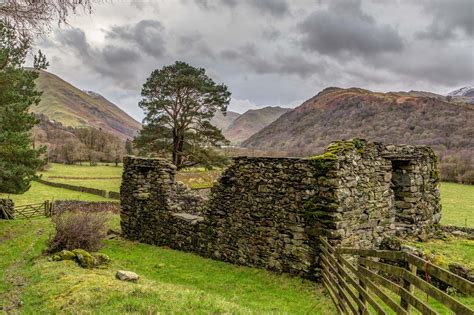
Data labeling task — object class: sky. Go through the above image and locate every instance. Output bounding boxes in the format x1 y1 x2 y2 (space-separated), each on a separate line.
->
34 0 474 121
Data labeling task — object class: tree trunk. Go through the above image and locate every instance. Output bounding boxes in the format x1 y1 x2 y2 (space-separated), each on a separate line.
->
172 128 179 167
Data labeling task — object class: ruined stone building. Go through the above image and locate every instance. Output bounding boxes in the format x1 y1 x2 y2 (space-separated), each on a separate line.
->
120 139 441 279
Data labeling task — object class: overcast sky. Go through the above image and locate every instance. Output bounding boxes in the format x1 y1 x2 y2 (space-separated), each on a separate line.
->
34 0 474 121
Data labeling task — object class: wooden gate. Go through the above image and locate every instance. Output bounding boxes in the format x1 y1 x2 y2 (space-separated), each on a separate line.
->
320 236 473 314
14 201 53 219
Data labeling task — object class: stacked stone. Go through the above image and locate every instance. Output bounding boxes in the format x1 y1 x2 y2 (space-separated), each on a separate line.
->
203 157 322 277
120 156 177 243
0 199 14 219
382 145 441 237
325 141 396 249
169 182 207 214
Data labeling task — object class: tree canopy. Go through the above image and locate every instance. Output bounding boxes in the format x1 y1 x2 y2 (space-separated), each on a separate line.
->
0 22 48 193
134 61 231 170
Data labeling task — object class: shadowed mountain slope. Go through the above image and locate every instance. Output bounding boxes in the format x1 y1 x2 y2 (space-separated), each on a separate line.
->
210 110 241 131
223 106 291 144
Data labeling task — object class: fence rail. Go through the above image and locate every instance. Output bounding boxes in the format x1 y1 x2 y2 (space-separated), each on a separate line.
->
320 236 473 314
13 201 53 219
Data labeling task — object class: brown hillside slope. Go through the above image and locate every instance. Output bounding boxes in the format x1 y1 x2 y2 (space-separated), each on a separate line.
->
210 110 241 131
224 106 291 144
242 87 474 157
31 70 141 139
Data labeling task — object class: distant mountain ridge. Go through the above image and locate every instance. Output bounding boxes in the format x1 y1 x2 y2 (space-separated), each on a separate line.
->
243 87 474 156
210 110 241 131
448 86 474 97
223 106 291 144
31 70 141 139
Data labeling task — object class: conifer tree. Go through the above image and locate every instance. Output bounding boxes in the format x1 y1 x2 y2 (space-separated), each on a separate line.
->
134 61 231 170
0 22 48 193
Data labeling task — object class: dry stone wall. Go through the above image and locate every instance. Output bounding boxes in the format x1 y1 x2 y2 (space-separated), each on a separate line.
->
120 139 441 279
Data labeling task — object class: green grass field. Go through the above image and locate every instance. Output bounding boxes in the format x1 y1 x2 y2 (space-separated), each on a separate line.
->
0 216 333 314
0 181 109 206
439 182 474 227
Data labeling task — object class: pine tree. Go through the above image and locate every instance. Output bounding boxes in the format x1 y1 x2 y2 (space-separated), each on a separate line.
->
0 22 48 193
134 61 231 170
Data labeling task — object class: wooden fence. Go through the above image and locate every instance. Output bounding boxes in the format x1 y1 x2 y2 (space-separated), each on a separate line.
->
320 236 473 314
13 201 53 219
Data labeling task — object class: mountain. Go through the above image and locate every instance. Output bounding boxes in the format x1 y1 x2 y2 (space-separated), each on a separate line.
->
31 70 141 139
448 86 474 97
447 86 474 104
210 110 241 131
242 87 474 158
223 106 291 144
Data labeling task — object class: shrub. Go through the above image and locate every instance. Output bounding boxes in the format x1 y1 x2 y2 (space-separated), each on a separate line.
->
47 209 109 253
460 170 474 185
53 200 120 215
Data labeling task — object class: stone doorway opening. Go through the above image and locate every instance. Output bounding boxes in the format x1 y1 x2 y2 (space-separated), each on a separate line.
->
390 159 415 226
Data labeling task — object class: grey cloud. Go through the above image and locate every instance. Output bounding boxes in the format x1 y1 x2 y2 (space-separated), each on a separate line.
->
106 20 166 56
56 27 140 87
298 0 404 57
178 34 216 59
416 0 474 40
189 0 289 16
101 45 140 66
220 44 325 78
373 43 474 86
261 27 281 41
247 0 289 17
56 27 91 57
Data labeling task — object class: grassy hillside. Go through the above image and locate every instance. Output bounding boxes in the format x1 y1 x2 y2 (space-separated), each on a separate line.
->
224 106 291 144
0 217 333 314
31 70 141 139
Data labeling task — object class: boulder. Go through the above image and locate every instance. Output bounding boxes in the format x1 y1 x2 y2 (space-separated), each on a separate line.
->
52 249 76 261
72 249 95 269
93 253 112 267
116 270 140 282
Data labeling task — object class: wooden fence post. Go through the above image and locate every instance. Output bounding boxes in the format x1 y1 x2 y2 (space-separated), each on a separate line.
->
44 200 52 217
400 262 417 311
357 260 367 315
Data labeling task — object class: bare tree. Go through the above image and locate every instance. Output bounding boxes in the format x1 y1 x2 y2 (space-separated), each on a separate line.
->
0 0 98 37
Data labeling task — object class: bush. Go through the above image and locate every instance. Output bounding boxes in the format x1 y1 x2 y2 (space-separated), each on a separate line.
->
47 209 109 253
460 170 474 185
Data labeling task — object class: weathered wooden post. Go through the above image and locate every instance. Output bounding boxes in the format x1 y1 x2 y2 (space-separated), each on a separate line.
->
400 262 417 311
44 200 53 217
357 261 367 315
